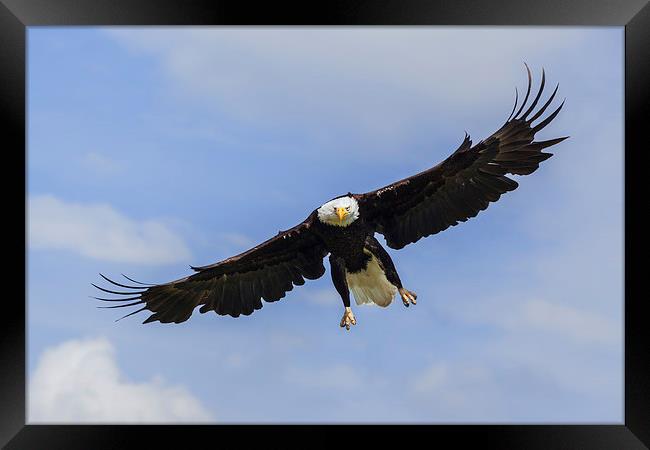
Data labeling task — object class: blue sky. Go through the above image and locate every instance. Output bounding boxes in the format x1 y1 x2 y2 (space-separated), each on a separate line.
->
27 27 623 423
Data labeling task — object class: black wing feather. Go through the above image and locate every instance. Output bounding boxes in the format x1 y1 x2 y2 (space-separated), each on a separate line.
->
356 65 568 250
93 212 327 324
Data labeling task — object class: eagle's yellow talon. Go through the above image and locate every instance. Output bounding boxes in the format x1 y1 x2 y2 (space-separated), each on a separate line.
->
340 307 356 331
399 288 418 307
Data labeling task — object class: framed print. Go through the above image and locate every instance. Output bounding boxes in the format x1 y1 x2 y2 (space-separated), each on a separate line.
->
2 0 648 448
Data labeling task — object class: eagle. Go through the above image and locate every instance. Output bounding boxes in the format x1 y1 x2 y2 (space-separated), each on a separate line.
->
94 65 567 331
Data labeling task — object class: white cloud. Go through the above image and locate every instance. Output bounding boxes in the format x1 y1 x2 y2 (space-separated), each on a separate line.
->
105 28 587 150
108 27 583 103
29 337 214 423
431 295 621 408
28 194 191 264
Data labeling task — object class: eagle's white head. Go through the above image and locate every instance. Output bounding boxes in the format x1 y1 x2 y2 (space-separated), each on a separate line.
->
317 196 360 227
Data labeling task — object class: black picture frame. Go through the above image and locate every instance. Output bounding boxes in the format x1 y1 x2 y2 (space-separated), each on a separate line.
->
2 0 647 448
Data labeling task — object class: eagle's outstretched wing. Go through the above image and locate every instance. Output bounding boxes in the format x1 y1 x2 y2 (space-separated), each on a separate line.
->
355 65 567 250
93 211 327 324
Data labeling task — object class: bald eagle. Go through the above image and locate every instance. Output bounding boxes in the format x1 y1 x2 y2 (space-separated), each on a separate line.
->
94 65 567 331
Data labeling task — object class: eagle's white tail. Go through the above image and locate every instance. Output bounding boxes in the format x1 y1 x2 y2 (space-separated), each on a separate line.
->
345 251 397 307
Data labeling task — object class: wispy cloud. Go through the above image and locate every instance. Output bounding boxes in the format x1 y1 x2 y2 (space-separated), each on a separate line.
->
284 364 364 390
107 28 585 107
303 288 339 307
82 151 122 175
29 337 214 423
446 297 619 346
105 28 588 154
215 232 256 252
28 194 191 264
411 362 498 416
413 363 450 394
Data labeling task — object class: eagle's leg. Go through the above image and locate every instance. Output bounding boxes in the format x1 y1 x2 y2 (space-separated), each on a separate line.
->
365 235 417 307
329 255 356 330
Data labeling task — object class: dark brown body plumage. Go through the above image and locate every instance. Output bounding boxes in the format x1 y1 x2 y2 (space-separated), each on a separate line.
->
312 216 373 273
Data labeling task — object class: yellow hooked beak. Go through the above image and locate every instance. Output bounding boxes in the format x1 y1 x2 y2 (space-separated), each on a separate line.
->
336 207 348 224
